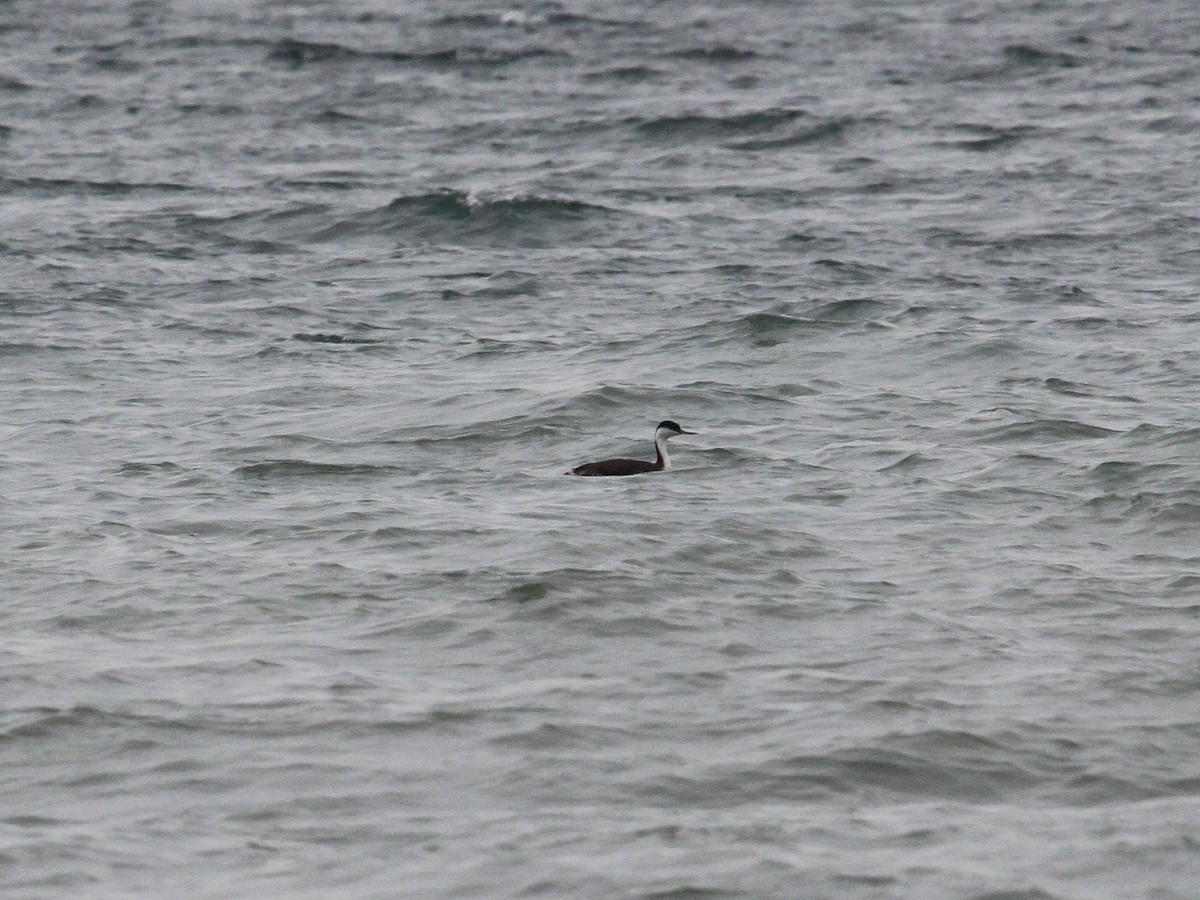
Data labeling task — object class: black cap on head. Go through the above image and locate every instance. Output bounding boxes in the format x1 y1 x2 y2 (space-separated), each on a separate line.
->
657 420 693 434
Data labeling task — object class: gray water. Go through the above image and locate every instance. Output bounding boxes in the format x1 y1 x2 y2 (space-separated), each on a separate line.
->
4 0 1200 897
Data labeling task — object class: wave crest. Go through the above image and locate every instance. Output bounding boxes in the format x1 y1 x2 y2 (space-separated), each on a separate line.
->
313 189 641 248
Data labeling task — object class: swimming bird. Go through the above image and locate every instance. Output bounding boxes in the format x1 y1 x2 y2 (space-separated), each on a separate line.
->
568 420 695 476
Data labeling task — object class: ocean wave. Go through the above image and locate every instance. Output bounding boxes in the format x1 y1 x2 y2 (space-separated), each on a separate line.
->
546 383 664 414
397 415 561 449
1002 43 1083 70
483 567 660 620
116 461 186 477
0 175 193 196
433 10 641 30
0 340 76 355
938 123 1037 152
291 332 384 346
636 307 830 354
162 204 329 253
662 301 895 350
973 417 1120 444
1 705 122 741
1087 460 1179 487
810 259 892 284
1122 423 1200 449
266 38 563 69
953 42 1086 82
312 189 642 248
809 297 891 319
1148 495 1200 527
634 723 1140 807
728 117 853 151
234 459 397 479
669 45 759 63
583 65 666 83
633 107 806 141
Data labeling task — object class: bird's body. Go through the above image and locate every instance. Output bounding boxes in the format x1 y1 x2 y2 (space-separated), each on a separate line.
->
570 456 660 477
568 421 695 477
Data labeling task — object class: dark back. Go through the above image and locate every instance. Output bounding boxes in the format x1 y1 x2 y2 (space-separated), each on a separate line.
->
570 457 659 477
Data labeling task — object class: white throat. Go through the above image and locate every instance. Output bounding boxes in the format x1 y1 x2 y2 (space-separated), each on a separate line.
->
654 432 672 470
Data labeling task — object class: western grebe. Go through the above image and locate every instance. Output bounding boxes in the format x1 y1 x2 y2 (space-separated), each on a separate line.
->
568 420 695 477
